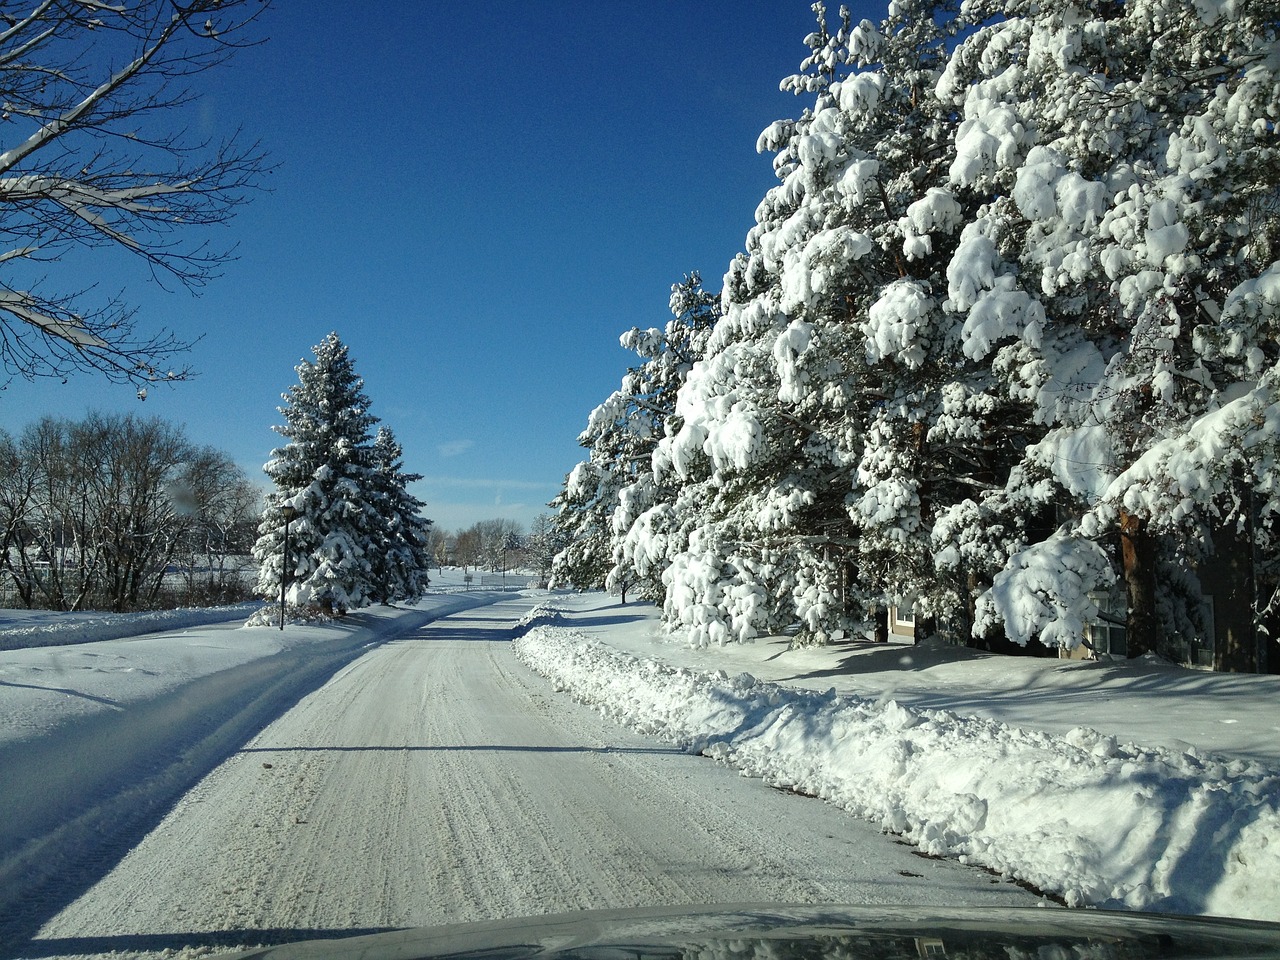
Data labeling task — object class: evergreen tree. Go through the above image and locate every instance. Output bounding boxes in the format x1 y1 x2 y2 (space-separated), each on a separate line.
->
559 0 1279 670
938 0 1280 663
609 274 721 603
368 427 434 603
253 333 382 616
552 274 719 602
526 514 567 584
646 1 1020 646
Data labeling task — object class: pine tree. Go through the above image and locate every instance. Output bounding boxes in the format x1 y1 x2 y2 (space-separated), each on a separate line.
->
609 274 721 603
650 0 1016 646
552 274 719 603
649 8 879 645
368 427 434 603
558 0 1279 668
253 333 382 616
941 0 1280 663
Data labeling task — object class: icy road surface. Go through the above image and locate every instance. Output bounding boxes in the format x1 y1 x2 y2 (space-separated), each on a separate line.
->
25 596 1036 959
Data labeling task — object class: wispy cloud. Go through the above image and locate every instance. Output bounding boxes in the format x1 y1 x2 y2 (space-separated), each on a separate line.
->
437 439 475 458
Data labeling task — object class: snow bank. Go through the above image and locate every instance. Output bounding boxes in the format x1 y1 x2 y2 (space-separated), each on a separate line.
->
515 601 564 630
513 623 1280 921
0 603 263 652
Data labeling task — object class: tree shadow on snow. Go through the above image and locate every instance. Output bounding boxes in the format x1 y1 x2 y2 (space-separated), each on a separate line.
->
0 679 122 709
562 613 648 628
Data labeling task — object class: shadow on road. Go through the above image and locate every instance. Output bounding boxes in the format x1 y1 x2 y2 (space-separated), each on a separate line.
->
238 743 683 755
409 626 515 643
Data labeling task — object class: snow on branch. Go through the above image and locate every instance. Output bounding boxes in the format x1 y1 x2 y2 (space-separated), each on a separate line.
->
977 535 1115 650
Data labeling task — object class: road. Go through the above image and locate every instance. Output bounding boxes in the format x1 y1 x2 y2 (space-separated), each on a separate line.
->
23 597 1037 959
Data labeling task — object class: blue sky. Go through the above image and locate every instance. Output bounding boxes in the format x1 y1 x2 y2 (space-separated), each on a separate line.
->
1 1 884 533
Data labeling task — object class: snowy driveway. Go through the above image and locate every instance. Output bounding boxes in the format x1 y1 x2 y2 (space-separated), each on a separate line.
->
16 596 1035 959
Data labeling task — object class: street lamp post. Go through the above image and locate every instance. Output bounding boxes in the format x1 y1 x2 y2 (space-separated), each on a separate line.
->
280 503 298 631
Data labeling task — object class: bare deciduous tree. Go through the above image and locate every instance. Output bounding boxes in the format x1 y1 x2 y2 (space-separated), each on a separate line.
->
0 0 270 386
0 411 258 610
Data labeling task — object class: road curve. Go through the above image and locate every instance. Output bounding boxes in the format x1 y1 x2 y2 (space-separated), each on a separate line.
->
27 597 1036 959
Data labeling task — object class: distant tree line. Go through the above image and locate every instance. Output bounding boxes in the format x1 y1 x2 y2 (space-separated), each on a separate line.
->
432 515 565 585
0 412 259 611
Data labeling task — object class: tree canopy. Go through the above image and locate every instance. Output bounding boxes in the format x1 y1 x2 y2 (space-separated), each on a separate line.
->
553 0 1280 670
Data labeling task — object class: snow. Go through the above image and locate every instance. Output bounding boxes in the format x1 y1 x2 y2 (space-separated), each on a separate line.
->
5 585 1280 959
0 603 261 652
949 104 1030 190
900 188 962 261
514 594 1280 921
1101 385 1280 527
0 592 502 757
10 593 1043 959
974 534 1114 649
865 281 934 369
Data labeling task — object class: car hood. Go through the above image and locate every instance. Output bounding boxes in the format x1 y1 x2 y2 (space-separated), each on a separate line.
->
227 903 1280 960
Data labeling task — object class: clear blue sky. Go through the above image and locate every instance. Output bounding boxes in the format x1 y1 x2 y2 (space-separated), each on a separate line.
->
1 1 884 533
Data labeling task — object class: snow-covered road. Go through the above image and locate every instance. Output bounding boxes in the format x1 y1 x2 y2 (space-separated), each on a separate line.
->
21 597 1036 960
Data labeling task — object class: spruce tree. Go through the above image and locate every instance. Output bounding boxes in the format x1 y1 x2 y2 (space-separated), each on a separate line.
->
368 427 434 603
253 332 381 616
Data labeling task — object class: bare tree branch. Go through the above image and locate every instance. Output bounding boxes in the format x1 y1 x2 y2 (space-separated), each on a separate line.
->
0 0 271 385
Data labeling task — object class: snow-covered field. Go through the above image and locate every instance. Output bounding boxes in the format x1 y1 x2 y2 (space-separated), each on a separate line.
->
0 603 263 652
513 594 1280 921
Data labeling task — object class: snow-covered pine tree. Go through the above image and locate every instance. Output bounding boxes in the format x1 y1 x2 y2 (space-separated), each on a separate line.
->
830 0 1044 645
649 5 888 646
368 426 433 603
551 275 718 603
549 457 619 594
609 274 721 603
651 0 1037 647
525 514 566 584
938 0 1280 665
253 332 382 616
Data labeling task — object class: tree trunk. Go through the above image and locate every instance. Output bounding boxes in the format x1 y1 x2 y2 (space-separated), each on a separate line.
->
1263 581 1280 675
1120 510 1158 658
961 568 980 649
1212 510 1256 673
873 604 888 643
913 613 936 645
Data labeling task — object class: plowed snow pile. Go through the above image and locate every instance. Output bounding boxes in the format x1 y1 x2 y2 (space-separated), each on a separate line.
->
514 602 1280 921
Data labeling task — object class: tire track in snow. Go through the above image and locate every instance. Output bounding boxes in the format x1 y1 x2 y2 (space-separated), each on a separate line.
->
26 598 1037 959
